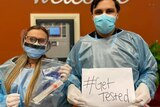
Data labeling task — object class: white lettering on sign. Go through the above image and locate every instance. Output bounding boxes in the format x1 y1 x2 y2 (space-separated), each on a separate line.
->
34 0 129 5
117 0 129 4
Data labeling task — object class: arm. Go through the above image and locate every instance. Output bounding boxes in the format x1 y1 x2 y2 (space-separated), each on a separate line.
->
0 58 14 106
66 41 82 89
135 37 157 98
0 57 20 107
66 42 87 106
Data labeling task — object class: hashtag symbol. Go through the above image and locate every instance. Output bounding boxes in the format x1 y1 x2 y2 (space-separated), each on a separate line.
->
83 76 97 94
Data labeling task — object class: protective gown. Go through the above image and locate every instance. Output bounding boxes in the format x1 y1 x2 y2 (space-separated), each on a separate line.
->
66 30 158 98
0 57 80 107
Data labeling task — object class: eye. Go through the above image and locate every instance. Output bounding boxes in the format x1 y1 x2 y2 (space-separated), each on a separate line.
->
29 37 37 43
38 39 47 45
106 9 115 14
94 9 103 15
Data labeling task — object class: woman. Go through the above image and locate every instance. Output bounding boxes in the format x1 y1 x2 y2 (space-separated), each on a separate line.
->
0 25 76 107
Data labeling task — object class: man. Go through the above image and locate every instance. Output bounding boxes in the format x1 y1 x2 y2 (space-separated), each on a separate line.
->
66 0 157 107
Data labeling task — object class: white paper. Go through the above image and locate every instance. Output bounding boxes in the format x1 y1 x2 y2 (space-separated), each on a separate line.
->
82 68 135 107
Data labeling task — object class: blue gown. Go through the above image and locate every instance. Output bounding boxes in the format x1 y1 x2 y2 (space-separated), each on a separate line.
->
66 30 158 98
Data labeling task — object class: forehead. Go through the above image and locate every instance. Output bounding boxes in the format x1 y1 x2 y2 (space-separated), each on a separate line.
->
27 29 47 38
94 0 116 10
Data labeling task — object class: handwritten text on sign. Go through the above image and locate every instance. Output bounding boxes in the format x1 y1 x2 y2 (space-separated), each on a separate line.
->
82 68 135 107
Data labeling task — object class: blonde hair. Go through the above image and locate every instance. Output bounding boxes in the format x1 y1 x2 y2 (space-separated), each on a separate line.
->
5 53 42 106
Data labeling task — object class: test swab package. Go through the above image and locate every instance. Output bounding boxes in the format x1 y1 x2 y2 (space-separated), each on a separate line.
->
30 58 65 105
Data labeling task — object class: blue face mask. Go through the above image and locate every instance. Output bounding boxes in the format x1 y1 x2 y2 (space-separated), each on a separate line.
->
23 42 46 59
94 14 116 35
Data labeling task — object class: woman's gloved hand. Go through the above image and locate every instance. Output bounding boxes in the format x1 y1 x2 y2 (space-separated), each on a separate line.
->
58 64 72 82
133 83 151 107
6 93 20 107
67 84 86 107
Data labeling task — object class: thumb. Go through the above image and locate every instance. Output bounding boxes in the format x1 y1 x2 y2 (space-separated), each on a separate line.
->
8 93 20 97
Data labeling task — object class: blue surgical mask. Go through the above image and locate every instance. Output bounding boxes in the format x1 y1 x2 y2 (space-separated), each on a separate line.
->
23 42 46 59
94 14 116 35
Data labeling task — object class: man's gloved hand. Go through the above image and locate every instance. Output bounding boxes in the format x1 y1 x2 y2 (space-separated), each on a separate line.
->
67 84 86 107
6 93 20 107
133 83 151 107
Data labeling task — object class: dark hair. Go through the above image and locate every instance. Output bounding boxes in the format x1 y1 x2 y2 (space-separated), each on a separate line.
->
90 0 120 14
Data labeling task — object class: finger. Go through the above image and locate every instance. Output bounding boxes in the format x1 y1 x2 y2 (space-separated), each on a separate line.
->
7 100 20 107
68 92 82 104
140 100 146 106
147 98 151 104
133 100 145 107
7 96 20 101
76 102 86 106
58 69 70 76
12 104 19 107
144 104 150 107
139 98 150 106
75 97 86 103
59 70 70 81
133 103 142 107
77 103 86 107
135 94 143 103
59 64 72 72
73 98 86 106
67 98 77 105
8 93 20 97
7 96 20 103
134 97 150 107
58 69 70 75
60 73 68 82
63 64 72 70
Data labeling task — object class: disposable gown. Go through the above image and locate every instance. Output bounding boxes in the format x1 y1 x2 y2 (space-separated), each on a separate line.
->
0 57 80 107
66 30 158 98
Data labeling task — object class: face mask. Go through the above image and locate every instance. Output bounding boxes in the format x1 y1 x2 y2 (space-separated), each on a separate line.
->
23 42 46 59
94 14 116 35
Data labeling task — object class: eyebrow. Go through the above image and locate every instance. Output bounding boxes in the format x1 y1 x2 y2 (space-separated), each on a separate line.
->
94 8 116 14
26 36 47 39
106 8 116 12
94 7 116 11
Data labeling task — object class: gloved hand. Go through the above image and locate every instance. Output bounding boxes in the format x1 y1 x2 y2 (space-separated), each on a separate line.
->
133 83 151 107
58 64 71 82
67 84 86 107
6 93 20 107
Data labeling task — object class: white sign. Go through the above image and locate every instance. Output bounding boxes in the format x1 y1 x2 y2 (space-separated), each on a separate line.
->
34 0 129 5
82 68 135 107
